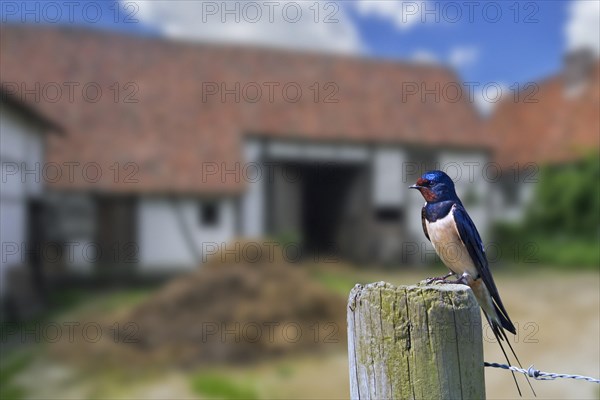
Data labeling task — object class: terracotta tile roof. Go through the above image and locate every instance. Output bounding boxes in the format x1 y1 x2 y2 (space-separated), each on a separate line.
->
1 25 485 194
487 62 600 168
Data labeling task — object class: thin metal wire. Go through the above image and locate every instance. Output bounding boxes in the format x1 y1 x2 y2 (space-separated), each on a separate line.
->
484 362 600 384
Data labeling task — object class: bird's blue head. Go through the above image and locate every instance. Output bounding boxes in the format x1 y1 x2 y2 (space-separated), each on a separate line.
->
409 170 458 203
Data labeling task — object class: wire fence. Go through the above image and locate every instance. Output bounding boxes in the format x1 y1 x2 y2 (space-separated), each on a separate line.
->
484 362 600 384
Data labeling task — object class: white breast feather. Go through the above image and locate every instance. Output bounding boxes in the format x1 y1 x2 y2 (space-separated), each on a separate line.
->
425 206 478 276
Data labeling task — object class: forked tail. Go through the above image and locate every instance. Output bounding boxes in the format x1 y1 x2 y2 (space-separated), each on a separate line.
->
485 311 536 397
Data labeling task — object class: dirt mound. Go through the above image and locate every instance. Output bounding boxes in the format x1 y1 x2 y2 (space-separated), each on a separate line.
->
128 263 345 365
57 245 347 368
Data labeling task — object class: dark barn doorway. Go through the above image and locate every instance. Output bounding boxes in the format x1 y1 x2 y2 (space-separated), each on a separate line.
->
301 163 363 254
268 161 369 261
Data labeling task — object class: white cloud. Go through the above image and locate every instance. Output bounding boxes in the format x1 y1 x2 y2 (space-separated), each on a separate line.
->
448 46 478 69
351 0 425 30
410 46 478 68
566 0 600 56
472 82 507 116
410 50 439 65
126 0 363 54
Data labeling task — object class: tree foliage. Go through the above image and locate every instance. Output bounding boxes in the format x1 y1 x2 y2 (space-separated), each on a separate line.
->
495 153 599 267
525 153 599 239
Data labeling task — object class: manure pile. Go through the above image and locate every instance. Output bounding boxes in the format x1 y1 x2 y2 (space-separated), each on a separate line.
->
127 260 346 365
58 247 347 367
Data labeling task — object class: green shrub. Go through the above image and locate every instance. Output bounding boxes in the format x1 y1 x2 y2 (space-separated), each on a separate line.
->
494 154 600 268
526 153 599 239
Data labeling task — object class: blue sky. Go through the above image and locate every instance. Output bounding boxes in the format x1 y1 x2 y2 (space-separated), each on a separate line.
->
1 1 597 91
347 2 568 84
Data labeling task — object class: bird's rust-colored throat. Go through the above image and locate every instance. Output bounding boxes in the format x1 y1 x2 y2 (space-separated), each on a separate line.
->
413 178 438 202
419 188 437 202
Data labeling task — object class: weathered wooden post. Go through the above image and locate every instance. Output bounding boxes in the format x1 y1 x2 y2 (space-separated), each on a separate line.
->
347 281 485 399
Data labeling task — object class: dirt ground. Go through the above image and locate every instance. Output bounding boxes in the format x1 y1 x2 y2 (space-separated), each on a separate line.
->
255 267 600 400
5 266 599 400
481 269 600 400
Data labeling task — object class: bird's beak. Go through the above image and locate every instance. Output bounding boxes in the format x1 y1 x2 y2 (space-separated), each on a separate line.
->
409 184 421 190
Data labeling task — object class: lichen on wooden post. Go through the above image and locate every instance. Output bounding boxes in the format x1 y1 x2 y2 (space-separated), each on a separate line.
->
347 281 485 400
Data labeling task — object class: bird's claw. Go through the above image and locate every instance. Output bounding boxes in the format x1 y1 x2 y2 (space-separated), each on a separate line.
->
425 272 456 285
425 276 452 285
426 277 468 286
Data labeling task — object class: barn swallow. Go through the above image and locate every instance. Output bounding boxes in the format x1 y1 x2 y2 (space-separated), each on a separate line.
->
410 170 535 397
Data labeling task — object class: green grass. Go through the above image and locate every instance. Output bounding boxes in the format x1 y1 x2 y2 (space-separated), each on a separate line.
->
309 269 358 296
532 238 599 268
45 287 154 318
46 288 91 317
494 236 600 270
0 350 35 400
93 288 153 312
190 373 259 399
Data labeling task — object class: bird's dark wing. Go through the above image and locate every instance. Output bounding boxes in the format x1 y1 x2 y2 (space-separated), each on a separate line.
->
453 204 535 395
452 204 514 332
421 207 430 241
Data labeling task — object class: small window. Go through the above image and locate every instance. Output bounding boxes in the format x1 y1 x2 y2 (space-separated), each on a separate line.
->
501 180 520 207
200 201 219 226
375 207 404 223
